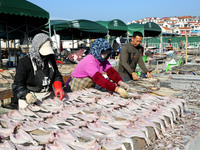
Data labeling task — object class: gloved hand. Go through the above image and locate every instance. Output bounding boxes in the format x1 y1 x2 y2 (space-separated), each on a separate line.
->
53 81 65 100
115 87 129 98
119 81 130 91
25 92 37 104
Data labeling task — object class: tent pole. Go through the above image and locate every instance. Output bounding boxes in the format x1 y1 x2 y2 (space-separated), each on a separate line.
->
185 32 188 64
72 32 74 50
6 23 10 67
160 34 163 53
26 24 29 53
49 19 51 37
14 39 16 66
53 29 60 59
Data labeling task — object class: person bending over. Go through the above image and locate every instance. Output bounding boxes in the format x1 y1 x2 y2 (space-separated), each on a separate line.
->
118 31 152 82
66 38 129 98
12 33 65 109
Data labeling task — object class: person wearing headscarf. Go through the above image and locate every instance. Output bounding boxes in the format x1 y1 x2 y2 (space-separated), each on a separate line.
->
12 33 65 109
66 38 129 98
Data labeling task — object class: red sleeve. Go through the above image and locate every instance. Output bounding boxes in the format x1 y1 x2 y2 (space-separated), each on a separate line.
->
92 72 117 92
106 67 122 85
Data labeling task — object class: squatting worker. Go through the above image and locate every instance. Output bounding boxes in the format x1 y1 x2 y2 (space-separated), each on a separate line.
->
12 33 65 109
118 31 152 81
66 38 129 98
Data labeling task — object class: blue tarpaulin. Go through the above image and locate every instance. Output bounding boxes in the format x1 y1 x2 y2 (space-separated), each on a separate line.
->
191 31 200 33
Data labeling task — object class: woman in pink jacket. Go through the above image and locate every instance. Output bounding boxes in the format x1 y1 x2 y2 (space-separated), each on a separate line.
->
66 38 129 98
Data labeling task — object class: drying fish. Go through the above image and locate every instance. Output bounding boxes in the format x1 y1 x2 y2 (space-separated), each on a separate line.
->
45 139 72 150
0 127 14 138
31 133 55 144
101 138 127 150
10 128 38 146
0 140 15 150
15 145 44 150
82 127 106 139
0 80 189 150
67 139 101 150
121 128 150 145
71 128 96 141
18 107 40 118
4 110 28 121
87 121 114 135
28 104 49 112
54 130 79 144
74 113 99 122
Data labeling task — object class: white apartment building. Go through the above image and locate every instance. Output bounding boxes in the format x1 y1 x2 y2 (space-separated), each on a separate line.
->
130 16 200 36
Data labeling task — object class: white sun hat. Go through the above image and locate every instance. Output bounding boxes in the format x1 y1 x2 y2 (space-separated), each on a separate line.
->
39 40 54 56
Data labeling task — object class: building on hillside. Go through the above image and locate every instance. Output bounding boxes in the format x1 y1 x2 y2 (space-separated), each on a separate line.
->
178 16 193 23
163 22 172 29
178 27 191 36
193 16 200 22
188 22 200 30
170 17 179 21
150 17 160 23
157 21 164 27
174 22 185 28
160 17 170 22
128 15 200 36
161 26 172 33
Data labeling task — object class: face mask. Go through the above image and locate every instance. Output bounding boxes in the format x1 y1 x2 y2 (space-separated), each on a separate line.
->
101 54 108 59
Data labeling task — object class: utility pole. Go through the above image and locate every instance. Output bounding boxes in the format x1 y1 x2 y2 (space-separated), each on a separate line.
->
185 32 188 64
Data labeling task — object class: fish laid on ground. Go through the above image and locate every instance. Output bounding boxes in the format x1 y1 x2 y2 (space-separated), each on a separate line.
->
0 87 187 149
15 145 44 150
0 140 15 150
10 129 38 146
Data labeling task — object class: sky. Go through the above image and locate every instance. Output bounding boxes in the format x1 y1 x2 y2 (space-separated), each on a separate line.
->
28 0 200 24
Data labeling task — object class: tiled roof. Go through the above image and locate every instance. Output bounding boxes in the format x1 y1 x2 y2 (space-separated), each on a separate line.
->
161 17 169 20
188 22 197 24
157 22 164 24
179 27 191 29
178 16 193 19
162 26 171 30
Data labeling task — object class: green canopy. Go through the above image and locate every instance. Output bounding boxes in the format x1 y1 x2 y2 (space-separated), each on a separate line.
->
144 22 161 37
96 19 128 36
50 19 107 40
128 22 161 37
51 19 107 33
0 0 49 38
0 0 49 19
127 23 144 36
0 0 50 67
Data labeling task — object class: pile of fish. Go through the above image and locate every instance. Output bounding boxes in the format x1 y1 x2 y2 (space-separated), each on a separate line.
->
143 85 200 150
171 64 200 75
0 69 15 89
0 88 186 150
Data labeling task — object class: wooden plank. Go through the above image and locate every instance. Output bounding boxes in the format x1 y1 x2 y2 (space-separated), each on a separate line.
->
0 89 13 100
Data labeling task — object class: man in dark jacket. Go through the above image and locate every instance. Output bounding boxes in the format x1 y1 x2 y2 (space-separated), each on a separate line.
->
112 40 119 57
12 33 65 109
118 31 152 81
